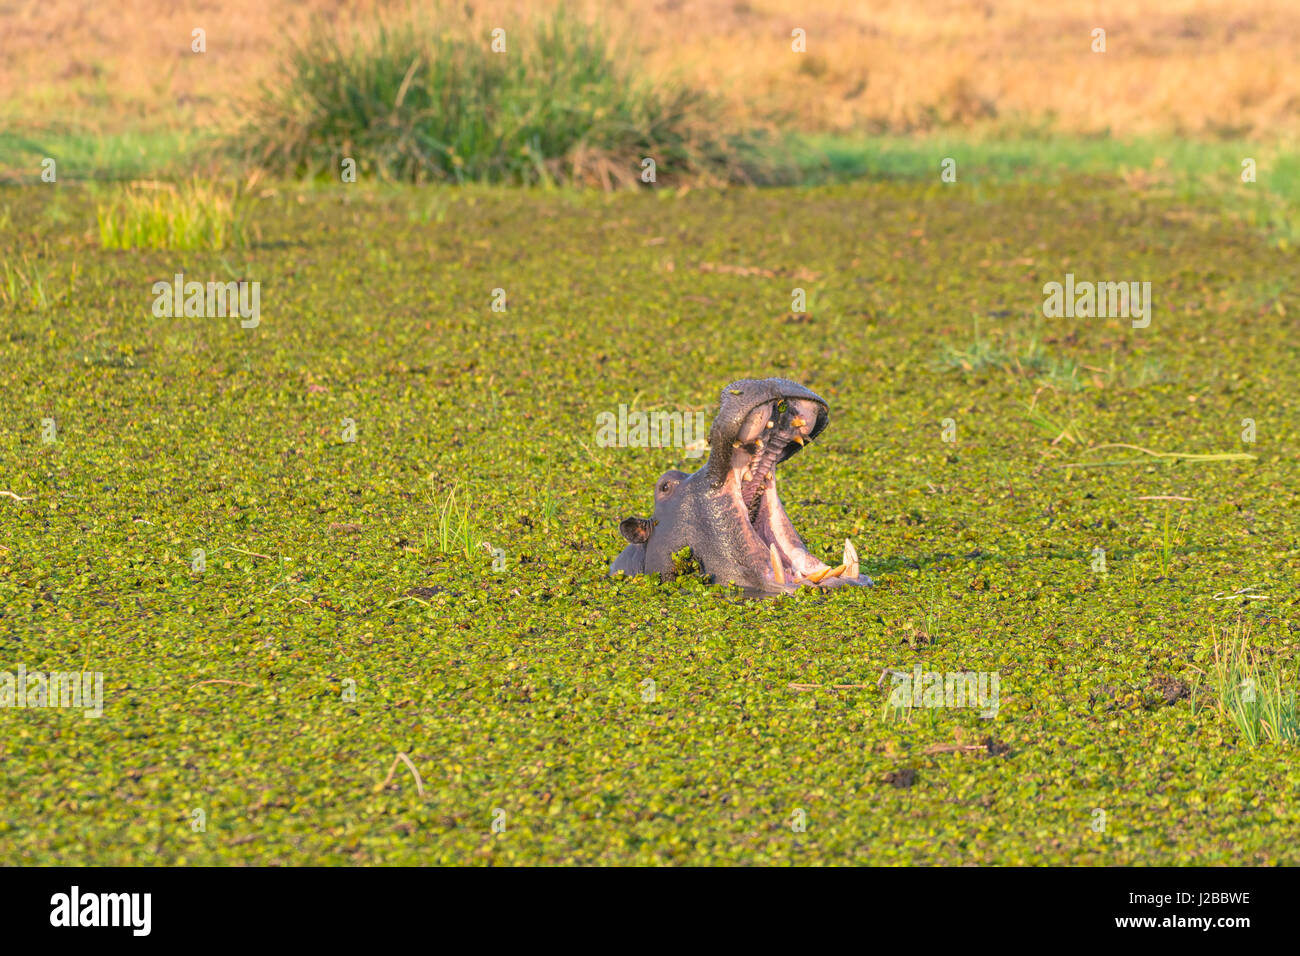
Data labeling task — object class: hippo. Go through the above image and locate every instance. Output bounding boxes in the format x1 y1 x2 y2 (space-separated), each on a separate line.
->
610 377 872 594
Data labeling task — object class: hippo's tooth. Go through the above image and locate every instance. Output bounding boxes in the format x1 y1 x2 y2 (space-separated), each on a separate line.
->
791 416 806 428
754 438 764 451
732 441 741 449
791 434 805 446
766 420 774 429
825 563 847 578
843 539 859 578
806 566 831 583
769 543 785 585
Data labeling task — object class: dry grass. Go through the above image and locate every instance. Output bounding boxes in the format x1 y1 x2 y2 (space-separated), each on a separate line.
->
3 0 1299 139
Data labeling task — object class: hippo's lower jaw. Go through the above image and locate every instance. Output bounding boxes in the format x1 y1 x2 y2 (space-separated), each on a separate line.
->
611 377 874 595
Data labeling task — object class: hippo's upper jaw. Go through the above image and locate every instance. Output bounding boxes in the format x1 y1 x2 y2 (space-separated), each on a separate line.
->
610 378 873 594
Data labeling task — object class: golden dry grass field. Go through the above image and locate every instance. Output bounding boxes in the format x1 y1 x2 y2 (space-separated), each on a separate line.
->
3 0 1298 139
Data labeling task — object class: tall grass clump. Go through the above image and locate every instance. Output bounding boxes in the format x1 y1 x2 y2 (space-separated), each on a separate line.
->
241 7 790 186
96 180 249 251
1191 621 1300 747
428 482 482 558
1 253 52 310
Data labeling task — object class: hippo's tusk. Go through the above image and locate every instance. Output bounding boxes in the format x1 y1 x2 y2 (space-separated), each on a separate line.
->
769 543 785 586
844 539 859 579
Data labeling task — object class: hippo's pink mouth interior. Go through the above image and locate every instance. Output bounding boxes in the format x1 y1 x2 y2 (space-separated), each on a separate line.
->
722 397 860 587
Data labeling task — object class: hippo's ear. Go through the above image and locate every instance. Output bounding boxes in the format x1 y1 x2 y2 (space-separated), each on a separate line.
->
619 516 654 544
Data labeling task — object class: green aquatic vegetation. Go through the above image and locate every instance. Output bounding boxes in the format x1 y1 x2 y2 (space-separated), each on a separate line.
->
670 546 704 579
1 178 1297 865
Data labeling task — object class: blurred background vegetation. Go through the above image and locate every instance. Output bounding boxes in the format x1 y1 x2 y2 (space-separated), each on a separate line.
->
1 0 1297 203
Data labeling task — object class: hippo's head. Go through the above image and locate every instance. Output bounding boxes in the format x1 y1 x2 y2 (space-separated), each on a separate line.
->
610 377 872 594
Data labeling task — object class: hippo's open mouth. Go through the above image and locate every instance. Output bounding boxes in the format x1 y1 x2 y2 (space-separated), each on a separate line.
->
610 377 871 594
719 393 860 587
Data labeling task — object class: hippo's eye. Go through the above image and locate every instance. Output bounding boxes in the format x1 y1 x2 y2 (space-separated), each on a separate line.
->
776 400 788 414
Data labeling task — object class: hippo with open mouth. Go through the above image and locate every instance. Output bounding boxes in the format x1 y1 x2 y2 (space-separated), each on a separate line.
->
610 378 872 594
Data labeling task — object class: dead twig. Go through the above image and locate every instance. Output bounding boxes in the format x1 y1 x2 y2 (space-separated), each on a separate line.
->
1211 585 1268 602
377 752 426 797
223 546 274 560
1062 443 1255 470
922 742 991 755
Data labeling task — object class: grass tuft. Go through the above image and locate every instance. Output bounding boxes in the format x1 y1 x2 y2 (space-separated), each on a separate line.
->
432 483 482 558
936 320 1089 392
1192 621 1300 746
938 320 1176 394
95 180 249 251
1 253 52 310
